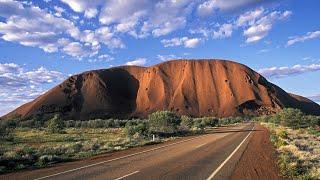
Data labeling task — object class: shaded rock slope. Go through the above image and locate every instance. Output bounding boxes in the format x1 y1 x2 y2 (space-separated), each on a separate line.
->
3 60 320 120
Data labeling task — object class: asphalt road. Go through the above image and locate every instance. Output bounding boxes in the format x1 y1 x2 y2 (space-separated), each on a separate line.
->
4 123 255 180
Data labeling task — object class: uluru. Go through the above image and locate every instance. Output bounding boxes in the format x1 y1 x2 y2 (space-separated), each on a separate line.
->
2 59 320 120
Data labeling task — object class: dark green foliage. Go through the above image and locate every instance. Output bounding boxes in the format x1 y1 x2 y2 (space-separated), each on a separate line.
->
124 121 148 138
148 111 181 134
278 108 304 129
47 114 64 133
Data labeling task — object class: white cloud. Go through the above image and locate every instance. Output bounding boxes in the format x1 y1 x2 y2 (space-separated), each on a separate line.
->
0 0 101 58
125 58 147 66
236 8 264 27
98 0 193 37
161 37 201 48
0 0 129 59
157 54 180 61
213 23 234 39
197 0 269 16
0 62 66 116
60 0 103 18
258 63 320 79
62 42 96 58
241 9 292 43
287 30 320 46
88 54 114 63
53 6 65 17
0 0 295 58
98 54 114 61
191 7 291 43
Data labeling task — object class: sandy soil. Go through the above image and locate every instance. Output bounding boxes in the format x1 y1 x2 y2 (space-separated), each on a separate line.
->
231 124 284 180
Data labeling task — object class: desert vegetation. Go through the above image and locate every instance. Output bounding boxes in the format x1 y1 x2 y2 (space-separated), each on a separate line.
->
0 111 244 174
255 108 320 179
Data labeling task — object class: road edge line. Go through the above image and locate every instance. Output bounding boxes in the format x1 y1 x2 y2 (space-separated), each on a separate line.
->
206 124 255 180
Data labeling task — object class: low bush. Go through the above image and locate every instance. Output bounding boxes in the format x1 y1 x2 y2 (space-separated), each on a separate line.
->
148 111 181 135
124 121 148 138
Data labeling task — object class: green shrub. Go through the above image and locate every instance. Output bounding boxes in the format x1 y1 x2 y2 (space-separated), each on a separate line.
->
201 117 219 127
181 115 193 128
278 108 304 129
192 118 205 129
47 114 64 133
148 111 181 135
124 121 148 138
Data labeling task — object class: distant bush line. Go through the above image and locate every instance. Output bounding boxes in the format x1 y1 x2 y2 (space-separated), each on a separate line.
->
253 108 320 129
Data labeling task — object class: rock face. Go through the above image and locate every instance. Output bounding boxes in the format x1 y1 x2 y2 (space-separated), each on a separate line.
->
3 60 320 120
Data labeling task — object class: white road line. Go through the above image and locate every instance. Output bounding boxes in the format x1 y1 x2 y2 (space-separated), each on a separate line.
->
35 133 213 180
195 143 206 148
206 124 255 180
114 171 140 180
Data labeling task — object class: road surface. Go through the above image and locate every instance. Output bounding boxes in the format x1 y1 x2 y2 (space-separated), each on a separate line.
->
3 123 256 180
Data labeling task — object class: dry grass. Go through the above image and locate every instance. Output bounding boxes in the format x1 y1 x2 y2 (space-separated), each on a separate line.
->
262 123 320 179
0 127 149 174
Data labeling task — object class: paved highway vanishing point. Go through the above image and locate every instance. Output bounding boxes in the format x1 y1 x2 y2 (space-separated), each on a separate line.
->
5 123 257 180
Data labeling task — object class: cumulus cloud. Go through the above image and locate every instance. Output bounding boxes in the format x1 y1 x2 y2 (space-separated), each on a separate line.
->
191 7 291 43
161 37 201 48
0 63 66 116
258 63 320 79
287 30 320 46
197 0 271 16
212 23 234 39
0 0 125 59
239 8 292 43
0 0 294 59
62 0 193 38
125 58 147 66
60 0 104 18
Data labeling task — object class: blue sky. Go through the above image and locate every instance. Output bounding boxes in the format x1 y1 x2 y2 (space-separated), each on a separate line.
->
0 0 320 115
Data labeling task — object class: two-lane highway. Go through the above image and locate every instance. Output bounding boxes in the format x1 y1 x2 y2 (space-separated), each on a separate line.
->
3 123 255 180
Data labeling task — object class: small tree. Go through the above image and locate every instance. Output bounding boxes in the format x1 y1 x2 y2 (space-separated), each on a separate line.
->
124 121 148 138
0 121 10 140
278 108 304 129
47 114 64 133
148 111 181 135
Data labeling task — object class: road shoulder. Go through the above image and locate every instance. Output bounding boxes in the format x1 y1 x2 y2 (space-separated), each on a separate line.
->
231 124 284 180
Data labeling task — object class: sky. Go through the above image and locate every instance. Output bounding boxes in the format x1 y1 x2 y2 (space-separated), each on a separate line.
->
0 0 320 116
